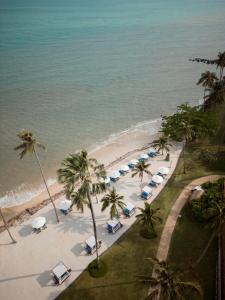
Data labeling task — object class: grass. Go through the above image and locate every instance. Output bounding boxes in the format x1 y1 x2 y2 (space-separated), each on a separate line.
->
168 204 217 300
88 259 108 278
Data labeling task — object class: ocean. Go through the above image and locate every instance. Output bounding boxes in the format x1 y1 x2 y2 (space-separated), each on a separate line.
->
0 0 225 206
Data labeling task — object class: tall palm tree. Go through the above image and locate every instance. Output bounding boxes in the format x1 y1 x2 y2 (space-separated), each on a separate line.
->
132 161 152 193
14 130 59 222
204 80 225 109
151 136 172 155
57 150 106 267
136 203 162 234
101 188 125 219
138 258 203 300
197 71 218 101
0 207 16 243
216 51 225 80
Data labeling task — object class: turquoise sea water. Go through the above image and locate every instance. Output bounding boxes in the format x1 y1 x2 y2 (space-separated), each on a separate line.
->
0 0 225 205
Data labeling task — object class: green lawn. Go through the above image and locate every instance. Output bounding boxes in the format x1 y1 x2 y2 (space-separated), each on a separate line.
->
56 145 224 300
168 204 217 300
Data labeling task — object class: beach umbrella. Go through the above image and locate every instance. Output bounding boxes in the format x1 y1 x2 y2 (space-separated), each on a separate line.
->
152 175 164 184
142 186 153 194
85 235 96 248
59 199 72 211
109 171 121 179
139 153 149 160
120 164 129 172
158 167 169 175
32 216 46 229
148 147 156 153
100 176 111 184
129 159 139 166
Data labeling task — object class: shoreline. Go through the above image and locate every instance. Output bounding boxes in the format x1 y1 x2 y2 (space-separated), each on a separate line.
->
0 127 159 230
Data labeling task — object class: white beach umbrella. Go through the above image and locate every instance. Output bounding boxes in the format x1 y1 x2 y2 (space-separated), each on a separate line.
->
152 175 164 184
120 164 129 172
129 159 138 166
100 176 111 184
86 235 96 248
142 186 153 194
110 171 121 179
148 147 156 153
125 202 135 212
158 167 169 175
139 153 149 160
59 199 72 211
32 216 46 229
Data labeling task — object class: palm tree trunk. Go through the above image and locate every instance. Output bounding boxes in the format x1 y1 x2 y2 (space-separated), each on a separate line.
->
140 175 143 194
203 88 206 111
95 194 98 204
33 148 59 223
182 139 186 174
87 192 100 267
191 229 217 269
0 208 16 243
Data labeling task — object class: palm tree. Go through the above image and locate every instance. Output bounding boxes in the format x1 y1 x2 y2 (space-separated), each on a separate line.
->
216 51 225 80
132 161 152 193
14 130 59 222
101 188 125 219
192 201 225 268
197 71 218 101
204 80 225 109
138 258 203 300
92 164 107 204
57 150 106 267
151 136 172 156
0 207 16 243
136 203 162 235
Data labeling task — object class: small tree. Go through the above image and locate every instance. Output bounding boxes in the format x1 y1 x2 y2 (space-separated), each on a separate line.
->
136 203 161 236
132 161 152 193
101 188 125 219
151 136 172 156
14 130 59 222
197 71 218 104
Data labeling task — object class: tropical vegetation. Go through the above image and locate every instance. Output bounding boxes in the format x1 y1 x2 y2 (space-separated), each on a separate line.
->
14 129 59 222
57 150 106 268
101 188 125 219
151 136 172 156
131 161 152 193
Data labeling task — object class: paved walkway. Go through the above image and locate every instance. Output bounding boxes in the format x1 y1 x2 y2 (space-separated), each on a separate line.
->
0 145 182 300
156 174 222 261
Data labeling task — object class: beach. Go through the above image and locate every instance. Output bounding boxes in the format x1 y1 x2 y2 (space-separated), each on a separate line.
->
0 124 159 228
0 127 182 300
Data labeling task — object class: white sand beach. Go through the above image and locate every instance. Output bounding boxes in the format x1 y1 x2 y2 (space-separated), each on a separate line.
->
0 129 182 300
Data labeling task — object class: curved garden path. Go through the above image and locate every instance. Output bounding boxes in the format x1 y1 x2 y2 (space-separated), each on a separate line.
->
156 174 223 261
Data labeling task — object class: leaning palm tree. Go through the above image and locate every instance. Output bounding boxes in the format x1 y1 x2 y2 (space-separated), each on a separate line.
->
138 258 203 300
192 201 225 268
0 207 16 243
132 161 152 193
197 71 218 101
101 188 125 219
57 150 106 267
14 130 59 222
136 203 162 235
151 136 172 156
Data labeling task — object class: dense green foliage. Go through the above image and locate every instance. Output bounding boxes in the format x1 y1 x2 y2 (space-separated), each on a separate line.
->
190 178 225 222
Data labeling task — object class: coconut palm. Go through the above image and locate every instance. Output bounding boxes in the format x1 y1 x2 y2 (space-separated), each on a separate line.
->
138 258 203 300
216 51 225 80
136 203 162 234
192 201 225 268
197 71 218 101
57 150 106 266
14 130 59 222
132 161 152 193
0 207 16 243
92 164 107 203
101 188 125 219
151 136 172 156
204 80 225 109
